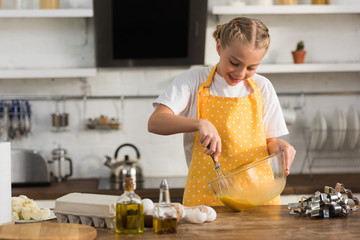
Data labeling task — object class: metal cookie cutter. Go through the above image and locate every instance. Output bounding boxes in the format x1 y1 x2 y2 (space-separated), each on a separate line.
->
288 183 359 218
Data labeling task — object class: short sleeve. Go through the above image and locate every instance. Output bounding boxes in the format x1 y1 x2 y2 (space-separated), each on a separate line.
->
260 78 289 139
153 71 192 116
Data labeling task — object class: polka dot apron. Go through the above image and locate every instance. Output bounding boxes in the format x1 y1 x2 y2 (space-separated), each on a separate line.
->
182 66 281 207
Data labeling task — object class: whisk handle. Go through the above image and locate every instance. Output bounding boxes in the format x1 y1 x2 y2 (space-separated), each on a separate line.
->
207 145 218 165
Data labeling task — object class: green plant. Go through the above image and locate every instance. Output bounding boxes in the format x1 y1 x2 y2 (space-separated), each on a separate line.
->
296 41 305 51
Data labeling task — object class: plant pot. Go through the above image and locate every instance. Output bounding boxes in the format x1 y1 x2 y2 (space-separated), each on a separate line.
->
291 50 306 64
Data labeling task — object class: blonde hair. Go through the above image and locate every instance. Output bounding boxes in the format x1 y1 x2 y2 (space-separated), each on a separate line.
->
213 17 270 50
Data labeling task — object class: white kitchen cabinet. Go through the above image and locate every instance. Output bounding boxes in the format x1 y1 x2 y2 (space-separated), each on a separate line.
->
0 68 96 79
0 9 93 18
212 5 360 15
210 4 360 74
0 8 95 79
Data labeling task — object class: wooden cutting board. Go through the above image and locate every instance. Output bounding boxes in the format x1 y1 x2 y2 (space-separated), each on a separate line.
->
0 222 97 240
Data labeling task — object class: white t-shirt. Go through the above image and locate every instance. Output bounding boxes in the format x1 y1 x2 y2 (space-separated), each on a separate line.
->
153 65 288 167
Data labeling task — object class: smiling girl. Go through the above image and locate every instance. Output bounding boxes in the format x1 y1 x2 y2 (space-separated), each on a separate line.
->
148 17 296 206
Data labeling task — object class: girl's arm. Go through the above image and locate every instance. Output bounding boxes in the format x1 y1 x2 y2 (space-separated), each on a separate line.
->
148 104 222 161
266 138 296 176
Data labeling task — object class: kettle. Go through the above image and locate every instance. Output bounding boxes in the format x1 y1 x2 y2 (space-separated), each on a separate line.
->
104 143 143 188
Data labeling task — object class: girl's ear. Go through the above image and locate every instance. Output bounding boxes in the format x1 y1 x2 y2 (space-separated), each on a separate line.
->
216 39 222 55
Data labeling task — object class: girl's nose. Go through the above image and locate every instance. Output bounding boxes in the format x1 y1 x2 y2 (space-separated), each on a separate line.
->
235 67 246 79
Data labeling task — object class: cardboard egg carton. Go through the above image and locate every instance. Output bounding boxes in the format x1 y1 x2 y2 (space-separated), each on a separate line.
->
54 193 118 229
55 213 115 228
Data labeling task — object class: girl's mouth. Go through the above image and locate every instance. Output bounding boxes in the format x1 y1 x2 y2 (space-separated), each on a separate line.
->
228 73 243 84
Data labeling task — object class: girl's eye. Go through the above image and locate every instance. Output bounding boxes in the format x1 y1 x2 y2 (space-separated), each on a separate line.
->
230 60 239 66
247 67 256 71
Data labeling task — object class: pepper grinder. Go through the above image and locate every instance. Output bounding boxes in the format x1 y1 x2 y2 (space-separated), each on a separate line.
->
153 179 177 234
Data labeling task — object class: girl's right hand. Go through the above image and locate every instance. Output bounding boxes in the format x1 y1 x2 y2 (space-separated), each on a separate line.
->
198 119 221 162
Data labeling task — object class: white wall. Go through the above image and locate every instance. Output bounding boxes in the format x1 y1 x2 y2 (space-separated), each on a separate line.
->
1 0 359 178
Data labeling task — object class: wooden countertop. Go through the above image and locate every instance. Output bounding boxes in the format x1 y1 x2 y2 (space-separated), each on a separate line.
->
12 173 360 200
94 206 360 239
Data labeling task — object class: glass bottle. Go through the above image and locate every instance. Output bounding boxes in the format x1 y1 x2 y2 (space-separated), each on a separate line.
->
153 179 177 234
116 178 144 234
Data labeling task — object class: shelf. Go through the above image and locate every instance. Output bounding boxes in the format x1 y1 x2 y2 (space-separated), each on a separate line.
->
256 63 360 73
0 9 93 18
212 5 360 15
0 68 97 79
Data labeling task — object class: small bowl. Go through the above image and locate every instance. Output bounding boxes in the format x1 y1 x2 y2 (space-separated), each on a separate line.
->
207 151 286 211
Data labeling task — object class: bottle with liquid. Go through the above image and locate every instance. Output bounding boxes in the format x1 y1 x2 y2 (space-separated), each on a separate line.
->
116 178 144 234
153 179 177 234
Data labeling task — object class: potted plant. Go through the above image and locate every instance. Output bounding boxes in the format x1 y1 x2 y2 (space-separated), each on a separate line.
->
292 41 306 64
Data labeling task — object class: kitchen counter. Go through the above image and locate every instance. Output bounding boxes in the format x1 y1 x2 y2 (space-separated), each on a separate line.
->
94 205 360 239
12 173 360 201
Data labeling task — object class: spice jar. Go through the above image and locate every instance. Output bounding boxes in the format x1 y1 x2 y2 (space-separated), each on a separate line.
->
312 0 330 4
153 179 177 234
277 0 297 4
40 0 59 9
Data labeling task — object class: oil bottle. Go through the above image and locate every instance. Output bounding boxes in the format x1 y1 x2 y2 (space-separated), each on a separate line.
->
116 177 144 234
153 179 177 234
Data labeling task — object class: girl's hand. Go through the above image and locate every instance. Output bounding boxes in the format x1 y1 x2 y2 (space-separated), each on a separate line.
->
198 119 222 162
266 138 296 176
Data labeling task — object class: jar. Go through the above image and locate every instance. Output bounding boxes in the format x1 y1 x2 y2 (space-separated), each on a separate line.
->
40 0 59 9
277 0 297 5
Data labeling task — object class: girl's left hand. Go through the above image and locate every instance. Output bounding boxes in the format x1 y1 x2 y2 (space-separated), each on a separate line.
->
266 138 296 176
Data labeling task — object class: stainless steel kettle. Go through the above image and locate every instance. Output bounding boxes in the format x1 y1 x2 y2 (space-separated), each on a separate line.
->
104 143 143 188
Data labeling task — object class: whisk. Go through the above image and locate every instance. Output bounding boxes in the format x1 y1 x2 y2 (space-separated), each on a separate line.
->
207 146 240 194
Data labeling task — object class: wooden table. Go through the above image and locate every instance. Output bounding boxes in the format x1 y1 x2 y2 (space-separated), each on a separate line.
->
94 206 360 239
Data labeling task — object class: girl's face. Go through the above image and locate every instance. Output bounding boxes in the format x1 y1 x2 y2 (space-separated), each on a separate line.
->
216 39 267 86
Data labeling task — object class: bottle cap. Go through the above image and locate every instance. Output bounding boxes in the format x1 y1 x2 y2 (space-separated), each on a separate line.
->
160 179 169 190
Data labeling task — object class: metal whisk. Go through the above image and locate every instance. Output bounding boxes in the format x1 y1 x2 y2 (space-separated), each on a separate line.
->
207 146 240 194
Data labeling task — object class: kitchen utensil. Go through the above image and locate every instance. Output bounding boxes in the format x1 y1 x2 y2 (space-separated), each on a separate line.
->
207 145 240 195
0 103 9 141
332 109 347 150
104 143 143 188
346 105 359 149
0 222 97 240
207 151 286 211
11 149 51 185
337 109 347 149
52 100 69 131
24 100 31 135
317 111 327 150
309 111 322 150
49 146 73 183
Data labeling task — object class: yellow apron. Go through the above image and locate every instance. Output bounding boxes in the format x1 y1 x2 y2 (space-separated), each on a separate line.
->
182 66 281 206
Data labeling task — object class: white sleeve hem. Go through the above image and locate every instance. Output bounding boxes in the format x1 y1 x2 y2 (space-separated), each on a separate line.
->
153 99 180 115
266 129 289 139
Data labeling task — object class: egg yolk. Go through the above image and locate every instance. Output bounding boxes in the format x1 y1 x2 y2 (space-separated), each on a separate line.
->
220 195 258 211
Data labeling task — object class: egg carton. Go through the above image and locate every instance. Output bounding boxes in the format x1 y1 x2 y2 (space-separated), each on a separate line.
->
55 212 115 229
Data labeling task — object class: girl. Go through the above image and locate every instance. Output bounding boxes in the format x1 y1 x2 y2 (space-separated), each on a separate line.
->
148 17 296 206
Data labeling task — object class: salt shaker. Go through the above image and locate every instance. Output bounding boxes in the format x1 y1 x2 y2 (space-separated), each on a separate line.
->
153 179 177 234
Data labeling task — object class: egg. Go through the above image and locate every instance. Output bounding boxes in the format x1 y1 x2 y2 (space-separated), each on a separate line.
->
184 208 207 223
204 206 217 222
142 198 154 215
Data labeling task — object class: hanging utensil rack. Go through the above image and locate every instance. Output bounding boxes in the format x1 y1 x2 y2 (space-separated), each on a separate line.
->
0 90 360 101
